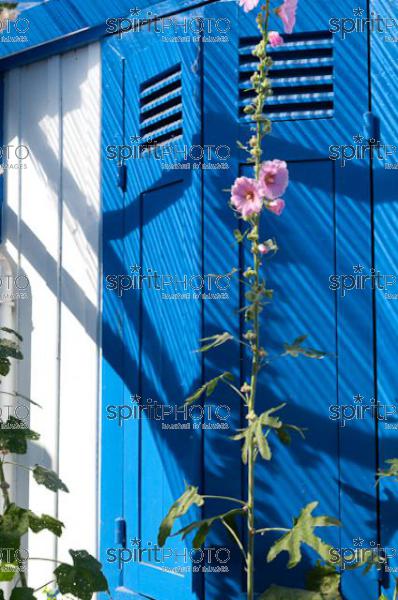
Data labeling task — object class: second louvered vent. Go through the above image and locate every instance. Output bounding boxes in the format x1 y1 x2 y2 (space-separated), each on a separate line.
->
239 31 334 121
139 64 183 148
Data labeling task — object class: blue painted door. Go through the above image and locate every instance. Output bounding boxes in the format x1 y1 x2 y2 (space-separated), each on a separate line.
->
203 1 378 598
101 1 380 598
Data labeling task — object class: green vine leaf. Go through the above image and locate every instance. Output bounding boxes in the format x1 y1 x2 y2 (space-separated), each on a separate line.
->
267 502 340 568
0 504 64 552
158 485 204 547
0 417 40 454
54 550 108 600
196 332 234 353
284 336 327 360
306 562 342 598
33 465 69 493
175 508 244 549
185 372 234 406
377 458 398 482
10 588 36 600
259 585 324 599
28 512 64 537
0 328 23 342
0 563 19 582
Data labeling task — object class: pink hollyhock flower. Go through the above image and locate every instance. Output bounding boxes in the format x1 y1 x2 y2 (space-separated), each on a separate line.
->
268 31 284 47
276 0 298 34
267 199 285 216
231 177 263 217
258 160 289 200
238 0 260 12
258 239 278 254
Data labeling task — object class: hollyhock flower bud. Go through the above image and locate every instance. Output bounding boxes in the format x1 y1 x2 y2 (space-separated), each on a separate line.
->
258 244 269 255
238 0 260 12
268 31 284 47
276 0 298 34
231 177 263 218
258 160 289 200
267 199 285 216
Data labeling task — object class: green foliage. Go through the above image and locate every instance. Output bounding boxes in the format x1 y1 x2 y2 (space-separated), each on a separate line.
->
0 334 23 377
196 332 234 353
0 328 108 598
267 502 340 568
0 418 40 454
54 550 108 600
259 586 324 600
306 563 341 598
377 458 398 482
174 508 244 549
284 336 327 360
232 404 305 463
33 465 69 493
185 372 234 406
158 485 204 547
10 589 36 600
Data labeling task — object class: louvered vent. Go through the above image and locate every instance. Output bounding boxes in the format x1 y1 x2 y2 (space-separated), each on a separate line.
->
239 31 334 121
139 64 183 148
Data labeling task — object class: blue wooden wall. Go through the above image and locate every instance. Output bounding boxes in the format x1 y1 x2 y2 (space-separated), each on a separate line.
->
1 0 395 599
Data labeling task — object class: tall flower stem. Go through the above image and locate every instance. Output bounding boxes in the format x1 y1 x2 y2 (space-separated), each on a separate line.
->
246 3 271 599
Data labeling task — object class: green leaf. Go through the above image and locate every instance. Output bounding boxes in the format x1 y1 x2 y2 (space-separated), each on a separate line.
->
175 508 244 549
0 328 23 342
33 465 69 493
233 404 304 464
158 485 204 547
267 502 340 569
306 563 342 598
28 512 64 537
185 372 233 406
0 357 11 377
0 339 23 361
0 417 40 454
54 550 108 600
284 336 327 360
0 504 64 552
377 458 398 482
259 585 323 599
0 563 19 582
233 229 244 243
10 588 36 600
196 332 234 353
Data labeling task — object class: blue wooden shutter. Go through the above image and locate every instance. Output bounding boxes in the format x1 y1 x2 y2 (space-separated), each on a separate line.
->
102 12 203 600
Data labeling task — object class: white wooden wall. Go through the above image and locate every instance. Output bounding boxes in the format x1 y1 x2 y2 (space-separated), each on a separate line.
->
1 43 101 590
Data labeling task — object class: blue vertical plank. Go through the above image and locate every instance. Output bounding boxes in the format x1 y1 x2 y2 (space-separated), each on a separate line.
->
371 0 398 596
100 38 126 594
203 2 243 597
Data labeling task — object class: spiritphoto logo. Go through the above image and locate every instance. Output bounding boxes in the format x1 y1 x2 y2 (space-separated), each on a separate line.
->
0 402 30 429
0 273 30 302
107 537 230 573
329 7 398 42
329 394 398 429
329 538 395 572
0 547 29 573
329 265 397 297
106 394 231 430
106 138 231 171
329 135 398 168
106 8 230 43
106 265 231 300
